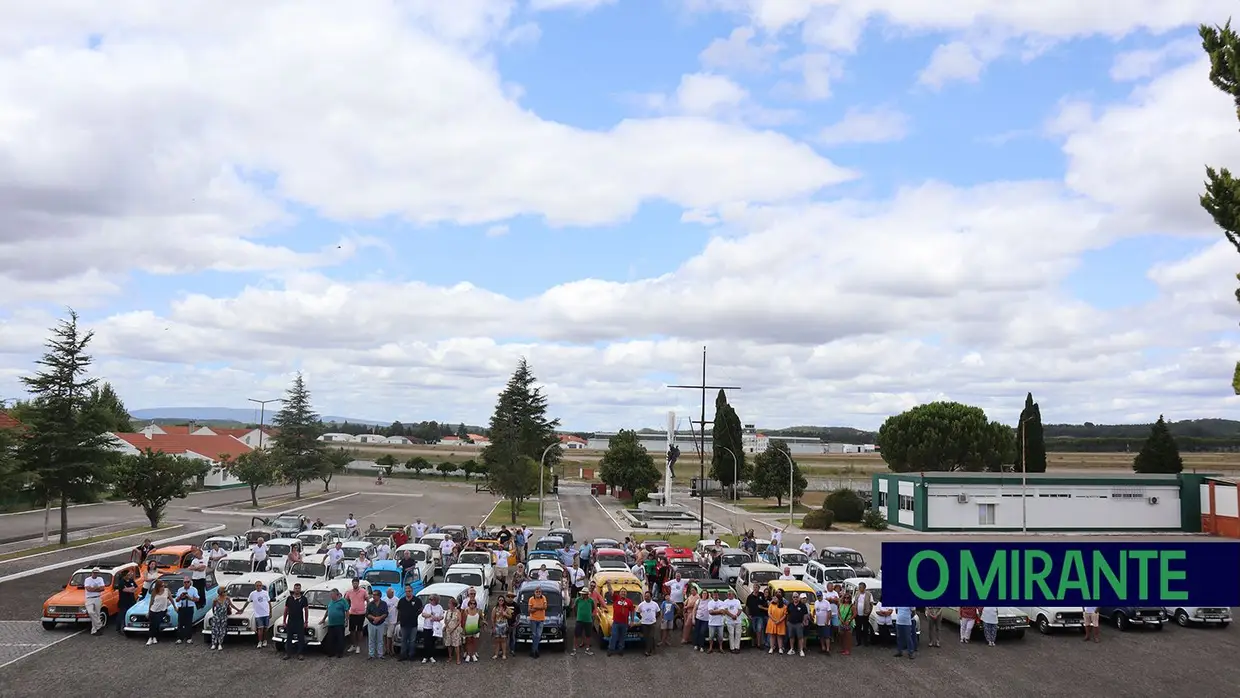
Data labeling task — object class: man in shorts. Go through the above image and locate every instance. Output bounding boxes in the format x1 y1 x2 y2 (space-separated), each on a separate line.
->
1082 606 1101 642
571 587 595 656
344 577 369 653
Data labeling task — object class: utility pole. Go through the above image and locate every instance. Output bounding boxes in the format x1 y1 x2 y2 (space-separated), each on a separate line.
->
668 346 741 541
248 398 281 449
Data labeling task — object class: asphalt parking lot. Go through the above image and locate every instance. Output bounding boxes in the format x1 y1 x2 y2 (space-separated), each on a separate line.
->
2 478 1238 696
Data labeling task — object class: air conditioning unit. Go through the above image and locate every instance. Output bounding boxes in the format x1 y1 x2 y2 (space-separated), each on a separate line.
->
957 493 969 503
1148 496 1159 505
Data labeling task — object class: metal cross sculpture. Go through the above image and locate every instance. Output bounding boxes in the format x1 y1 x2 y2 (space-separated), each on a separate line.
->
666 444 681 479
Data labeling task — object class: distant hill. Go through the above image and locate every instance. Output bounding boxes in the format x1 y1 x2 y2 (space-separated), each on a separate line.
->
130 407 385 426
1042 418 1240 439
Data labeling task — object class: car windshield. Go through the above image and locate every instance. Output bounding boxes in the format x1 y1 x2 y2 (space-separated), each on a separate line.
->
291 563 327 578
400 549 427 562
225 583 257 598
459 553 490 565
267 544 292 556
160 574 191 586
273 517 302 528
829 551 865 567
722 554 749 565
518 590 563 614
342 548 367 560
246 531 268 543
535 540 561 551
446 572 484 587
781 553 809 565
68 572 112 587
299 533 325 543
364 536 387 544
677 567 707 579
613 591 643 606
750 571 779 585
217 559 251 574
596 560 626 569
363 570 401 585
304 590 335 608
148 553 182 568
823 568 852 581
207 539 236 551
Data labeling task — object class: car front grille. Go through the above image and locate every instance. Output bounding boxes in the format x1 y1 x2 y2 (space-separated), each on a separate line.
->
49 606 82 615
227 619 248 628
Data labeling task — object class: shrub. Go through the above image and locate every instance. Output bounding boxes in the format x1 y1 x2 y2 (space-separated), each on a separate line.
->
861 508 888 530
633 488 650 504
802 508 835 530
824 488 866 522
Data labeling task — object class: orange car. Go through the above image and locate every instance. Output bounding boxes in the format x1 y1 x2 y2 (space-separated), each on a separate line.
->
42 562 139 630
146 545 195 573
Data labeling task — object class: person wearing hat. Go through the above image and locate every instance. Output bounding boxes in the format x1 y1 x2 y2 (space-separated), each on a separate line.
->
799 537 816 557
172 577 200 644
571 586 595 656
82 567 107 635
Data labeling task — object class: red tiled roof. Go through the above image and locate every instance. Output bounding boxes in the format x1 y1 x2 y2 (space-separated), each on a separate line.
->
113 433 252 461
559 435 586 444
0 412 23 431
466 433 489 442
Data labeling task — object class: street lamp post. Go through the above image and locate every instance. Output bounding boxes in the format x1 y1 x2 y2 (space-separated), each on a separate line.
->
776 448 796 529
538 442 557 525
721 447 738 502
247 398 282 449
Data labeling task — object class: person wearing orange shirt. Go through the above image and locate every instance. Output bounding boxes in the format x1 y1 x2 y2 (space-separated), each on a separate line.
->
767 592 789 655
527 586 549 659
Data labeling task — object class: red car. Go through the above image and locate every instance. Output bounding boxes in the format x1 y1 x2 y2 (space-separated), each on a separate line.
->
659 547 694 564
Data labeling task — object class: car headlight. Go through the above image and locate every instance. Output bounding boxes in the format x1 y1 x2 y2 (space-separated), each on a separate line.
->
1053 613 1062 620
242 619 251 628
276 625 285 634
130 615 139 623
306 628 315 637
1194 609 1204 617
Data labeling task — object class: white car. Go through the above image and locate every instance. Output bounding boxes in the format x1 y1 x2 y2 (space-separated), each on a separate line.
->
456 550 495 588
214 551 257 587
443 564 491 611
323 523 350 540
1166 606 1232 628
804 560 856 587
735 562 782 605
264 538 303 572
940 605 1029 639
273 578 370 647
296 530 338 554
207 572 290 639
693 539 730 565
202 535 245 553
1021 606 1085 634
287 553 352 587
718 550 754 584
420 533 450 571
777 548 809 580
339 541 376 564
412 582 472 650
393 543 435 587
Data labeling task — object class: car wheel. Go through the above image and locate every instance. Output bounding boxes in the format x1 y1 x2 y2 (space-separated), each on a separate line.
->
1037 616 1051 635
1175 610 1190 628
1114 613 1129 631
98 610 109 630
41 621 56 631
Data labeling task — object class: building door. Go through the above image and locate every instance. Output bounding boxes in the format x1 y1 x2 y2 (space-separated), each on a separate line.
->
978 503 996 526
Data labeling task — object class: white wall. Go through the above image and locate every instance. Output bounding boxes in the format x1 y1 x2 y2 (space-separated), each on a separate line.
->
897 480 914 526
877 478 889 520
1204 483 1240 517
925 483 1182 530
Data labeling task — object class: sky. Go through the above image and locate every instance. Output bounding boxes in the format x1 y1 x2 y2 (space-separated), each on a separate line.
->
1 0 1239 432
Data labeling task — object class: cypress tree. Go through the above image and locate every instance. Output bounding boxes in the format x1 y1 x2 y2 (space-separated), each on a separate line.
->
1133 415 1184 474
1014 393 1047 474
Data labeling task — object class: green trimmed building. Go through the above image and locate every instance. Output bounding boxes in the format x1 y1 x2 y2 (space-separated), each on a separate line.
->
871 472 1214 533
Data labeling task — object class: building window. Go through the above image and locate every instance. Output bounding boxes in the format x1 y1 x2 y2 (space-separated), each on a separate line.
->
1037 493 1071 498
1111 489 1145 500
898 494 915 511
978 503 996 526
878 491 888 507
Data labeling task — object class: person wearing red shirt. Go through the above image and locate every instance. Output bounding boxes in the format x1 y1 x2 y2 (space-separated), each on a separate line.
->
392 529 408 548
606 584 635 656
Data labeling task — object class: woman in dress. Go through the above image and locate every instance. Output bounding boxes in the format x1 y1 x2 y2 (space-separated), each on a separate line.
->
209 589 231 650
146 580 171 646
980 606 999 647
766 591 788 655
837 593 854 656
462 598 485 662
490 597 510 660
442 597 463 664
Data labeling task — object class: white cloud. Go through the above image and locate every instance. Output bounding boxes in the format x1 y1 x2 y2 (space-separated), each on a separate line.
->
485 224 510 237
817 106 909 145
699 26 780 72
1110 37 1202 82
917 41 991 89
529 0 617 11
637 72 802 126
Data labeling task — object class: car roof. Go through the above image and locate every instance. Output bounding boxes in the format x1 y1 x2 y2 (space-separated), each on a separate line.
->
266 537 301 545
421 532 447 539
300 553 330 564
824 546 861 554
843 577 879 588
204 535 238 542
152 545 193 554
696 539 729 546
228 571 286 585
73 561 136 574
458 550 491 557
446 563 486 572
366 560 400 571
538 535 564 542
741 562 781 572
592 570 641 585
308 578 367 593
342 541 373 548
396 543 431 552
222 550 253 560
297 530 328 537
779 547 808 555
721 550 752 558
693 580 733 591
418 582 470 597
517 580 562 594
595 548 626 555
768 579 815 592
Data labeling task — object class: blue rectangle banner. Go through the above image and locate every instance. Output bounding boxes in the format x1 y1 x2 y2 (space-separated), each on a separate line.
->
880 541 1240 606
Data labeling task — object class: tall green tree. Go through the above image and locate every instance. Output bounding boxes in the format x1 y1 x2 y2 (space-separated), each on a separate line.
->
221 450 281 508
748 440 807 507
111 449 208 527
481 358 562 522
271 373 324 498
709 389 748 494
1199 21 1240 393
85 382 133 432
320 447 355 491
0 422 29 504
877 401 1013 473
457 423 469 440
17 311 117 543
598 429 661 495
1014 392 1048 474
1133 415 1184 474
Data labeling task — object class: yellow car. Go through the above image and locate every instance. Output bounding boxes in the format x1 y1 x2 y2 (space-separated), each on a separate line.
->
592 571 645 648
767 579 820 639
475 538 517 567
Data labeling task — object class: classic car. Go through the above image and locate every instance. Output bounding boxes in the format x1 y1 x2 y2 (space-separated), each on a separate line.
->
1099 606 1167 631
42 562 139 630
202 535 245 553
639 540 669 553
362 560 425 597
534 536 565 552
777 549 809 580
687 579 752 641
207 571 290 640
718 550 754 584
804 560 856 587
147 545 195 573
263 538 303 572
439 525 468 545
592 538 621 550
456 550 496 588
123 572 219 636
393 543 436 584
939 605 1027 639
296 530 338 555
361 533 394 554
693 539 730 564
767 579 821 638
659 547 695 564
514 580 566 646
273 578 370 647
410 582 473 651
443 564 491 610
339 541 376 563
322 523 350 540
840 577 922 640
593 558 631 573
547 528 575 548
735 562 782 605
528 550 563 563
592 571 645 647
419 533 450 568
1166 606 1232 628
243 525 277 546
287 553 351 587
263 513 309 538
1020 606 1085 634
214 551 258 587
820 547 873 577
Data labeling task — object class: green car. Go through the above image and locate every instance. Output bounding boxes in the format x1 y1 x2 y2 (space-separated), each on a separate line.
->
690 580 753 645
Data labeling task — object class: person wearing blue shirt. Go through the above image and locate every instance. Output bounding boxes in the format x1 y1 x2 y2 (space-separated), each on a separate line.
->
514 531 526 562
579 541 593 574
893 606 915 659
172 578 200 645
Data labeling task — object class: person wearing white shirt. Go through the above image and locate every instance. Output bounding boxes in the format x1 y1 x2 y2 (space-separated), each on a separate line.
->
345 515 359 538
327 542 345 566
723 590 743 653
439 538 456 568
705 591 727 654
208 543 226 569
637 591 660 656
570 564 586 592
495 548 511 591
872 601 894 643
814 593 834 653
770 528 782 547
419 595 444 663
376 542 392 561
535 566 549 581
248 581 272 648
382 588 400 656
667 574 687 610
189 549 208 608
413 519 427 540
353 553 370 578
779 567 795 581
82 568 107 634
798 537 815 557
250 539 269 572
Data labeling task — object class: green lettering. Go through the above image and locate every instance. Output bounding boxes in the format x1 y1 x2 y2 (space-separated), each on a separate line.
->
1023 550 1055 601
1058 550 1089 600
1129 550 1157 600
1092 550 1126 600
1009 547 1019 601
908 551 949 599
1158 550 1188 602
961 550 1005 602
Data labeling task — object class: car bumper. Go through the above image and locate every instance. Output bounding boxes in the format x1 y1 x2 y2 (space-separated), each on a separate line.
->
1190 617 1231 624
1044 620 1083 629
1130 617 1166 626
204 628 257 636
42 615 91 624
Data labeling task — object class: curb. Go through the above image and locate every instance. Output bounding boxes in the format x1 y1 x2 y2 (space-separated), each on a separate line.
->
0 524 225 584
0 525 181 564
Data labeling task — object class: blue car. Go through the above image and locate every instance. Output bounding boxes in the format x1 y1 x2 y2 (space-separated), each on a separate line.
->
361 560 424 597
514 580 566 648
123 572 219 636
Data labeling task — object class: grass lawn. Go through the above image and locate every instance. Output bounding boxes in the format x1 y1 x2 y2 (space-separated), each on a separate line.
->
485 500 544 528
0 526 169 562
737 501 813 514
632 532 740 548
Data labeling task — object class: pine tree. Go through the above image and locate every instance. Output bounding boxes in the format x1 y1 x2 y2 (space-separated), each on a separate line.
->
709 389 748 495
481 358 561 522
1014 392 1048 474
86 381 133 433
17 310 118 543
1133 415 1184 474
271 373 324 498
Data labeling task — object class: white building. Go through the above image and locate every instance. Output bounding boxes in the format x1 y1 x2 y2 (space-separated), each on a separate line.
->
588 428 823 455
356 433 387 444
560 435 587 449
319 433 357 443
384 435 412 445
189 426 275 449
109 431 252 488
